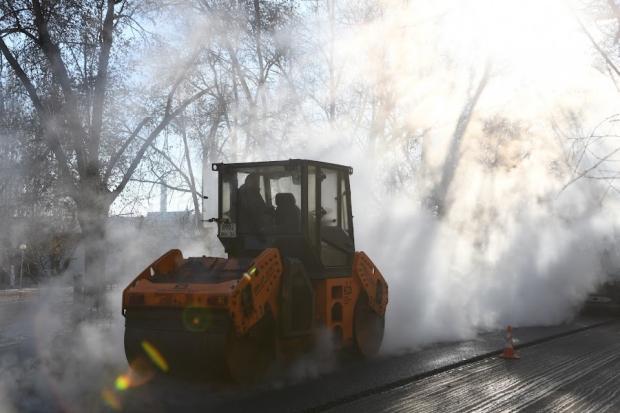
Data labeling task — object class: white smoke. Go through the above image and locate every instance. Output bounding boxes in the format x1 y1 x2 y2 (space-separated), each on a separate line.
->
350 121 620 353
304 0 620 353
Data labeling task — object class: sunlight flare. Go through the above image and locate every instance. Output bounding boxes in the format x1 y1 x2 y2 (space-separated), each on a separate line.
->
141 341 169 372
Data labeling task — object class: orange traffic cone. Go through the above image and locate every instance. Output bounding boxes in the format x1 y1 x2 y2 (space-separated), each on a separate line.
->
499 326 520 359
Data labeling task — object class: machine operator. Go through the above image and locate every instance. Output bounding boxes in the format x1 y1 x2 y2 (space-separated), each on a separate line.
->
237 173 273 232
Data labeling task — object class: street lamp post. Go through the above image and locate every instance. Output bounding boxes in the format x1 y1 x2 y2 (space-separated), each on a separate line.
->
19 244 26 292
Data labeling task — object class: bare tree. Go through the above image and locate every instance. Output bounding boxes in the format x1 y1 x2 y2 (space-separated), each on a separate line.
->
556 2 620 197
0 0 211 303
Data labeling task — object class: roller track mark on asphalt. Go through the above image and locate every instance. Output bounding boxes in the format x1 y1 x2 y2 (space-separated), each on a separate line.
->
465 332 620 412
308 319 616 413
385 333 618 413
380 361 501 413
533 347 620 413
325 322 620 413
462 329 618 411
589 370 620 413
469 337 620 412
563 369 620 413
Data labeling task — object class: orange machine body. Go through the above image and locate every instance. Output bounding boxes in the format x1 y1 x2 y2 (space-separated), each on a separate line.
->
122 249 388 356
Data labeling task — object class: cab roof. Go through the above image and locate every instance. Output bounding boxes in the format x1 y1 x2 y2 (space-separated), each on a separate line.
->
212 159 353 175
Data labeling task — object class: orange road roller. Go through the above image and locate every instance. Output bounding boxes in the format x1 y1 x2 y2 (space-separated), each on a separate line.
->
122 159 388 384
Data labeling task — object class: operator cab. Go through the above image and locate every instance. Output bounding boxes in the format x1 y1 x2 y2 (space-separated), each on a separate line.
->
212 159 355 277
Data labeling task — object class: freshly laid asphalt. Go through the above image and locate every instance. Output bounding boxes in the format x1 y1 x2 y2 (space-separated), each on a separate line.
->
0 290 616 413
165 317 613 413
325 321 620 412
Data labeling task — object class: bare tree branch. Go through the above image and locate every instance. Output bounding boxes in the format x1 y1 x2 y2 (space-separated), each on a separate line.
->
129 178 196 194
112 87 211 197
104 116 152 184
575 13 620 77
0 36 76 196
90 0 117 163
32 0 88 174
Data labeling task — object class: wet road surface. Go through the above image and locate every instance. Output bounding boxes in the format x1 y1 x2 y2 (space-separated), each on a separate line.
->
325 321 620 413
165 318 614 413
0 290 617 413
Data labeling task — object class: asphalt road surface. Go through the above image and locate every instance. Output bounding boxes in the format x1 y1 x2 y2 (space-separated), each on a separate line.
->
0 290 619 413
326 321 620 413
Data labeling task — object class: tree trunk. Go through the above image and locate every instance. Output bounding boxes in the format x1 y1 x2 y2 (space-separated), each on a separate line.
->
427 61 492 218
76 185 111 317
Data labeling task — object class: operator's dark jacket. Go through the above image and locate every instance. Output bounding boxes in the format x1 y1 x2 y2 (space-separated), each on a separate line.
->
237 183 270 232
